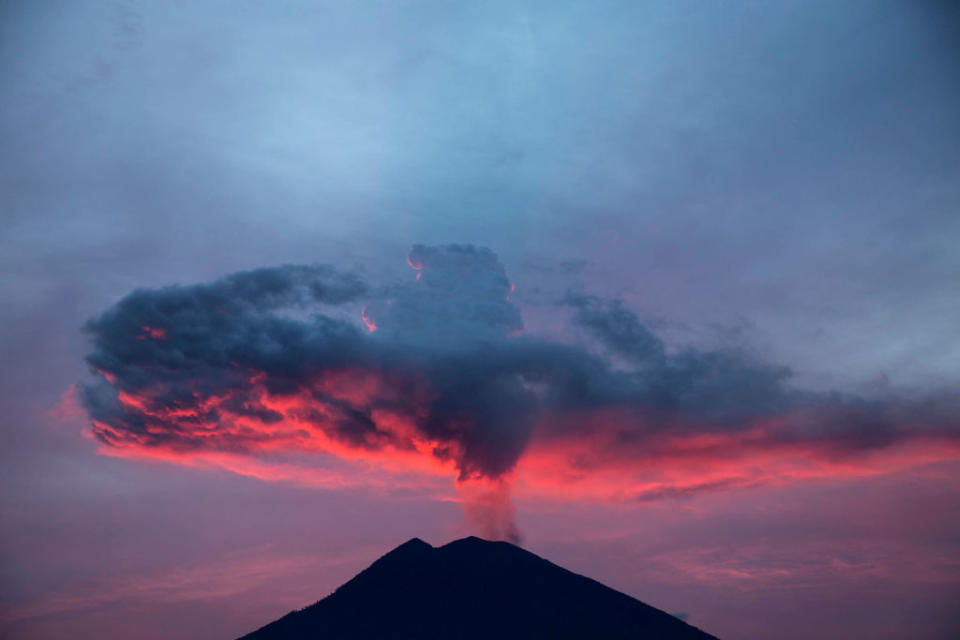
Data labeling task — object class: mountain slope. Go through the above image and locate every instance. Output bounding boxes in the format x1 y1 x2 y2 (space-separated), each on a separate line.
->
239 536 719 639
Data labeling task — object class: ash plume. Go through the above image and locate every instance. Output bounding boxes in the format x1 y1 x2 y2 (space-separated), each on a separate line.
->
80 245 960 524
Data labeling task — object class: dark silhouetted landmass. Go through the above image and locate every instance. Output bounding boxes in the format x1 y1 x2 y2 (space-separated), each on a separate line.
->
238 536 719 639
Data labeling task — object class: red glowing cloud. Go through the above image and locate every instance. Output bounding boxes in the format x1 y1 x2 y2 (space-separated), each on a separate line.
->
46 384 84 424
79 246 960 532
360 307 377 332
513 410 960 503
139 326 166 340
84 357 960 509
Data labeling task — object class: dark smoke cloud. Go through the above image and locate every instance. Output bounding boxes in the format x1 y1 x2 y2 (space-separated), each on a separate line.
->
81 245 960 508
364 243 522 343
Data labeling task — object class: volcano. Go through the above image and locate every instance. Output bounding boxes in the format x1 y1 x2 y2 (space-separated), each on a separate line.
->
238 536 719 639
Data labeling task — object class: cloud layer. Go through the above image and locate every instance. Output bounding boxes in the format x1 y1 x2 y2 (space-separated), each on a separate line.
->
81 245 960 521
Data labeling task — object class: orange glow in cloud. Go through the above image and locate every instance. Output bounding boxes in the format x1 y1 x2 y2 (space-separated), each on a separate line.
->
89 430 454 496
514 435 960 503
510 409 960 503
91 366 462 492
139 326 167 340
87 370 960 507
46 384 84 423
360 307 377 332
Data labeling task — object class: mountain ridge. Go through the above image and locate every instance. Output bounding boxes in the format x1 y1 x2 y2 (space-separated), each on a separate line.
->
239 536 719 639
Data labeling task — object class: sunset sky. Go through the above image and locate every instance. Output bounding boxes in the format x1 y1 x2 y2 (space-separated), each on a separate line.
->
2 1 959 639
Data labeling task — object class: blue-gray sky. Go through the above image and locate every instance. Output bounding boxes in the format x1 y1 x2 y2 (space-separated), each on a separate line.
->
1 2 959 639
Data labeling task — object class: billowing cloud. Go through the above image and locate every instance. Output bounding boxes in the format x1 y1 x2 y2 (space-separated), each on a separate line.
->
80 245 960 536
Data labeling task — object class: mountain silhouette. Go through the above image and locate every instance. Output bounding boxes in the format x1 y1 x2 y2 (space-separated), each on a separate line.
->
238 536 719 639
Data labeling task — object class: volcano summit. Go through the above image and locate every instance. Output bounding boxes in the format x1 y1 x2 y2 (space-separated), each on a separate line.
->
239 536 719 639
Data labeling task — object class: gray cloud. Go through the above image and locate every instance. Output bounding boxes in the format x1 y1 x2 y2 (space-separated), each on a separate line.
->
82 245 960 487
